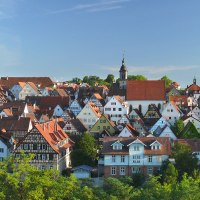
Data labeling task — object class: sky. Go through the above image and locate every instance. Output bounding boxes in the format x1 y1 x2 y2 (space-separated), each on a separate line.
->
0 0 199 87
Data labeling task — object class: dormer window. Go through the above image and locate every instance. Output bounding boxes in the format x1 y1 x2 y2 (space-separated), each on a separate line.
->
112 141 123 150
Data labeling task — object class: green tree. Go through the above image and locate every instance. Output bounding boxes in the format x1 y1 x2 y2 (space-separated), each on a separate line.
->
128 75 147 80
162 163 178 184
171 174 200 200
71 133 98 166
181 122 200 139
161 75 173 87
83 76 89 83
103 177 135 200
171 119 184 138
71 77 82 84
172 143 198 179
105 74 115 84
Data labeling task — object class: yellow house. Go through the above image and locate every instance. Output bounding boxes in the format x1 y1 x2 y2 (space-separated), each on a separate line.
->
90 114 116 139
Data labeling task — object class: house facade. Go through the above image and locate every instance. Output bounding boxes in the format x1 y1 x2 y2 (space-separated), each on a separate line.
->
162 102 182 125
100 137 171 177
104 96 129 123
89 114 116 138
14 120 73 171
77 102 101 130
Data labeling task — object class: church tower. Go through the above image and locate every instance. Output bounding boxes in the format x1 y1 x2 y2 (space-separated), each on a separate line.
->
119 56 128 89
193 76 197 85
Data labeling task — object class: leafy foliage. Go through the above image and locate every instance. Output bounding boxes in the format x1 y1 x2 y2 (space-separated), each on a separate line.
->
172 143 199 179
71 133 98 167
161 75 173 87
128 75 147 80
171 119 184 138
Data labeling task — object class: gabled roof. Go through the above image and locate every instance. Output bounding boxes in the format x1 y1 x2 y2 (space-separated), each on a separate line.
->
69 119 87 133
0 117 31 131
88 102 101 118
26 96 70 111
33 120 73 153
127 138 146 146
187 84 200 91
0 77 54 88
126 80 165 100
0 101 27 117
101 136 171 155
169 95 188 106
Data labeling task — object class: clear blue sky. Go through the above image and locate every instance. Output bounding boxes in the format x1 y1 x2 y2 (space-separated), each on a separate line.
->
0 0 199 87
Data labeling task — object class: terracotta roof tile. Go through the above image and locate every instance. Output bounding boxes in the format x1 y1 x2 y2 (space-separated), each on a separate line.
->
0 77 54 88
126 80 165 100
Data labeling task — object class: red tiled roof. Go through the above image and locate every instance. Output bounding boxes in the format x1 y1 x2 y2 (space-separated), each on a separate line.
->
169 95 188 105
35 120 73 153
187 84 200 91
0 77 54 88
126 80 165 100
101 136 171 155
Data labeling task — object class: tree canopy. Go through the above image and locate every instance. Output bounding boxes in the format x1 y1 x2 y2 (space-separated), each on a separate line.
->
161 75 173 87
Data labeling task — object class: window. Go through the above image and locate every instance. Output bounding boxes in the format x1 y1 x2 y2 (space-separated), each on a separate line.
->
112 155 116 162
23 144 28 150
107 126 110 129
169 117 171 119
113 108 116 111
42 154 46 160
120 167 125 175
133 155 140 163
42 144 46 150
132 167 140 173
121 155 125 163
148 167 153 174
103 126 106 129
97 126 100 130
111 167 116 175
118 108 122 111
134 146 139 151
0 148 4 153
111 102 116 105
105 108 111 111
171 109 173 112
148 155 152 162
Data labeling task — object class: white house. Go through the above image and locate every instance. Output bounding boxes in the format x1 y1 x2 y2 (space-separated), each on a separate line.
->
69 99 83 116
10 82 25 100
104 96 129 123
153 125 177 140
187 106 200 120
0 131 14 161
53 105 64 117
162 102 183 125
77 102 101 130
118 124 139 137
183 116 200 133
19 82 40 100
100 137 171 177
72 165 93 179
150 117 170 133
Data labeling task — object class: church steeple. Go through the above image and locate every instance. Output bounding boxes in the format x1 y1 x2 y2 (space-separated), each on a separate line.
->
193 76 196 85
119 55 128 81
119 54 128 89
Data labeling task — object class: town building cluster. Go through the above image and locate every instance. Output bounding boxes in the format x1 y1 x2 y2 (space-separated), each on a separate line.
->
0 59 200 178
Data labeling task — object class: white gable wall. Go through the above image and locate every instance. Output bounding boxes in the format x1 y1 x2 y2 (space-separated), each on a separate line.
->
127 100 164 115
